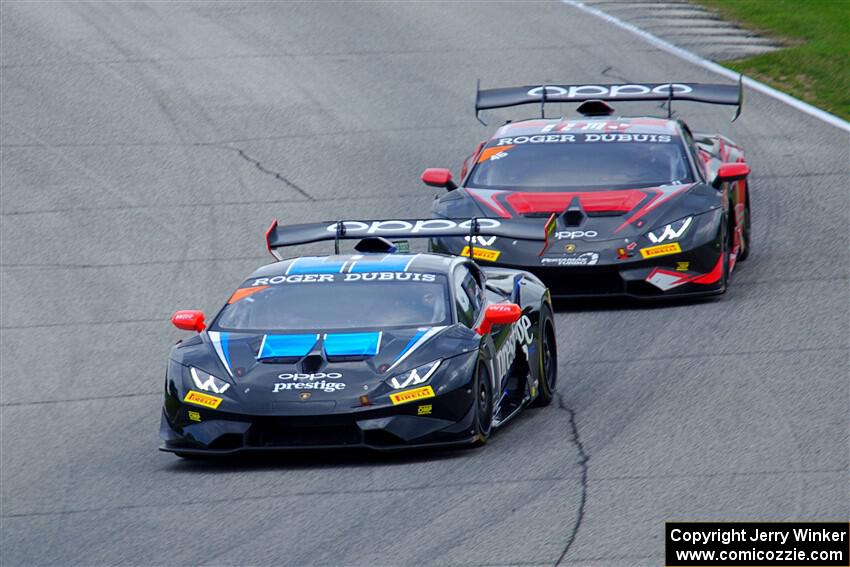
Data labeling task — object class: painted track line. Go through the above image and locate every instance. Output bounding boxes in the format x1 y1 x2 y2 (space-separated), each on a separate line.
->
563 0 850 133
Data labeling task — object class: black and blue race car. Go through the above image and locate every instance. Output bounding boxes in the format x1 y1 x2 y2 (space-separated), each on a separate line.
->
160 218 556 456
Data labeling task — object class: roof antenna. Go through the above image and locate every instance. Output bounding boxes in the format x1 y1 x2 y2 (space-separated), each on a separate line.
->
334 220 345 255
666 82 673 119
467 217 479 263
540 84 547 119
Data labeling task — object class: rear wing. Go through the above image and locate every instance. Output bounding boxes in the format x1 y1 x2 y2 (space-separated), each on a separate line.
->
265 218 549 260
475 77 743 122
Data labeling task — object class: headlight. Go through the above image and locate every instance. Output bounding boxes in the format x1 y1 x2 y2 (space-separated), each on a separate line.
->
647 216 693 243
386 360 441 390
189 367 231 394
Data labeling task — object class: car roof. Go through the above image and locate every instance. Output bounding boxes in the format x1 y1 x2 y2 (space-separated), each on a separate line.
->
246 253 458 280
491 116 679 140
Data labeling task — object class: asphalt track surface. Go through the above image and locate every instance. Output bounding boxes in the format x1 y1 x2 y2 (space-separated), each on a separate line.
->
1 3 847 566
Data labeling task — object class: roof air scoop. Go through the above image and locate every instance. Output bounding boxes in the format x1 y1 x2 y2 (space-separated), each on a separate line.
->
576 100 615 116
562 196 585 227
354 237 397 254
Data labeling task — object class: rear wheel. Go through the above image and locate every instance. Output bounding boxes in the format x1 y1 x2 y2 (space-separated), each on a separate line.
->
472 362 493 445
737 188 751 261
530 304 557 407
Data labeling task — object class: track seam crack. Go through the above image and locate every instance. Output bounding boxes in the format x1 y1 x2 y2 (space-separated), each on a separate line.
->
212 144 314 201
554 393 589 566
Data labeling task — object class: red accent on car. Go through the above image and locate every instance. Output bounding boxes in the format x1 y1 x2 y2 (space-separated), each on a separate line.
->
171 310 206 332
466 189 512 218
505 190 648 215
421 168 454 188
476 303 522 336
690 254 724 284
265 219 278 258
613 184 693 234
716 162 750 182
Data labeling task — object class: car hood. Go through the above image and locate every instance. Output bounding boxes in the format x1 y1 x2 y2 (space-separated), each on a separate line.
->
170 325 474 402
459 183 719 241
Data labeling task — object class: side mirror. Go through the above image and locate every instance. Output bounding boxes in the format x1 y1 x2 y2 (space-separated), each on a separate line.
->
715 162 750 185
476 303 522 335
421 168 457 190
172 310 206 332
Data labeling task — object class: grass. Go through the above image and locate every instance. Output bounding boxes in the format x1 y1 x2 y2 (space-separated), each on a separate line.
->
694 0 850 120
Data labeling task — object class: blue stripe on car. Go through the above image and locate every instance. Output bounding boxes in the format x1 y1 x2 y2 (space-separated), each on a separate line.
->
323 332 381 357
395 329 427 362
288 257 347 275
258 334 319 359
348 254 414 273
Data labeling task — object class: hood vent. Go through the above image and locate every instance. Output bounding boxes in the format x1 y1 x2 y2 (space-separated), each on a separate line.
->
300 354 325 374
562 196 585 227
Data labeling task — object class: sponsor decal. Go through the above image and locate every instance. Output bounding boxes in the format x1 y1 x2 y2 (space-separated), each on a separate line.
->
417 404 433 416
564 243 576 253
278 372 343 380
190 368 231 394
392 240 410 253
492 315 534 382
188 411 201 422
556 230 598 239
228 286 268 304
541 252 599 266
676 261 690 272
461 246 501 262
274 372 346 393
496 133 671 145
464 235 497 246
273 381 345 393
478 145 514 162
640 242 682 259
584 133 671 143
526 83 693 99
251 272 436 286
183 391 222 410
389 386 435 405
647 217 693 243
326 219 501 235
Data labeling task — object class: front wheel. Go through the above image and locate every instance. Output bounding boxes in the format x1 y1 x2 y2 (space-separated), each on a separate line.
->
530 304 557 407
471 362 493 445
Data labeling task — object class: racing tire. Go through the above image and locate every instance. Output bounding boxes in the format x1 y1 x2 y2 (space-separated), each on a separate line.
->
719 217 731 294
737 188 751 261
530 304 557 407
471 361 493 445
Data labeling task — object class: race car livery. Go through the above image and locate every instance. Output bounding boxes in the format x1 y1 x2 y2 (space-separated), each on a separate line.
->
423 81 752 298
160 219 556 455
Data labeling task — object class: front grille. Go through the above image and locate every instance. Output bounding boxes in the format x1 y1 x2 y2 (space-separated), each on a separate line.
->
247 416 362 447
524 266 625 296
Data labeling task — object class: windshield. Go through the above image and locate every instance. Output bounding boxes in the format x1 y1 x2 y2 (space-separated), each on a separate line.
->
214 273 450 332
468 133 694 190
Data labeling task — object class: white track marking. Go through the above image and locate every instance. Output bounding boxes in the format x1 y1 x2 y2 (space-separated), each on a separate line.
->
562 0 850 132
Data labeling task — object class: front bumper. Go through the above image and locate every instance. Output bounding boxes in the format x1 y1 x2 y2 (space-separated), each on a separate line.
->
504 244 725 299
159 383 478 454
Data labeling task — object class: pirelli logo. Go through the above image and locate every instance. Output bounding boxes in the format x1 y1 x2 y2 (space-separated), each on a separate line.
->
640 242 682 259
183 390 223 410
389 386 435 406
461 246 501 262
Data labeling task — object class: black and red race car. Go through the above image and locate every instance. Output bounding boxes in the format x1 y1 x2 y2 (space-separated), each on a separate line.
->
423 81 751 299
